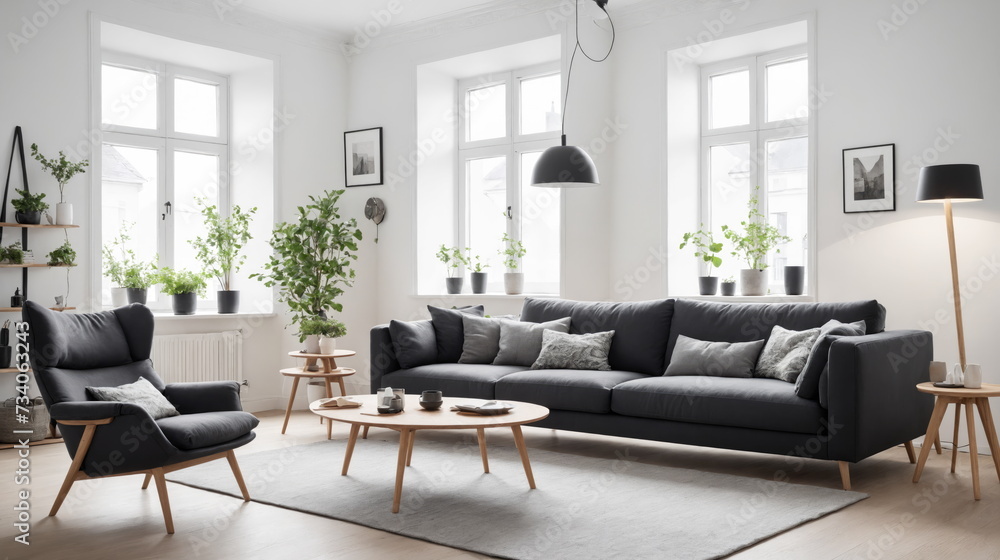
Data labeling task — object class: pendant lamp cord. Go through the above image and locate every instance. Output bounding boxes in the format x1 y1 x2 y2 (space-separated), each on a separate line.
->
560 0 616 140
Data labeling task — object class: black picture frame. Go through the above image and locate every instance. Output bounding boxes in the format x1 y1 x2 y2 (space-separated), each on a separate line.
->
344 127 383 187
842 143 895 213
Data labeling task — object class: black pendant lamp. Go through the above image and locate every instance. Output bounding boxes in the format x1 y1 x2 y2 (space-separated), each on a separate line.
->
531 0 614 188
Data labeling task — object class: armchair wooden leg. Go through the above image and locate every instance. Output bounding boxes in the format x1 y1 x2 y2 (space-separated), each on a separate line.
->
50 423 99 517
142 473 152 489
838 461 851 491
904 441 916 464
226 450 251 502
152 468 174 534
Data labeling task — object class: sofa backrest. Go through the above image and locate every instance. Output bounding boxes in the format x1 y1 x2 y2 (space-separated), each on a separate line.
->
520 297 675 375
665 299 886 369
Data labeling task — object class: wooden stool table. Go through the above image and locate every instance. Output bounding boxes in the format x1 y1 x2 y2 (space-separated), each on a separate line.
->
281 350 356 438
912 382 1000 500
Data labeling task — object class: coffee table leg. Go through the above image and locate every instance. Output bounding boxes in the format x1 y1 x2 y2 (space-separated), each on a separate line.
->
362 426 369 439
342 424 361 476
951 402 962 473
511 425 536 489
965 400 981 501
976 398 1000 483
477 428 490 473
406 430 415 467
281 377 300 435
393 428 412 513
914 396 950 483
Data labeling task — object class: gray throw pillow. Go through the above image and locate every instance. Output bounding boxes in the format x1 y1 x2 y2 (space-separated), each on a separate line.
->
389 319 438 369
459 315 504 364
755 325 821 383
428 305 485 363
664 335 765 378
493 317 571 367
531 330 615 371
86 377 179 420
795 320 867 400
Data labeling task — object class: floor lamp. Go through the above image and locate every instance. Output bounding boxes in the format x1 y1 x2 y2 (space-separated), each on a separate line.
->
916 163 984 370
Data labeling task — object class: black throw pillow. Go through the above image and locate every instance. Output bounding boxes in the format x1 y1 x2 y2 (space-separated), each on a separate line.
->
389 320 437 369
428 305 485 363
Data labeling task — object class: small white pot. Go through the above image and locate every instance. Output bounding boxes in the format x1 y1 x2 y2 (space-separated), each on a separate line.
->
303 334 321 354
504 272 524 295
111 287 128 307
56 202 73 225
306 380 328 405
964 364 983 389
319 336 338 355
740 269 768 296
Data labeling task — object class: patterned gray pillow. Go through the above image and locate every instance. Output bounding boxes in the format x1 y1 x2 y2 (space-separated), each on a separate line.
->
493 317 571 367
87 377 179 420
531 330 615 371
755 325 821 383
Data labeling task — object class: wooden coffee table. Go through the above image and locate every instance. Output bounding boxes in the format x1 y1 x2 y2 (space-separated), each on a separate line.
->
310 394 549 513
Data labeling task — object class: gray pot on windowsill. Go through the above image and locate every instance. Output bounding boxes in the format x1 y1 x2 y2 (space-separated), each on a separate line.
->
720 282 737 296
470 272 488 294
171 292 197 315
445 277 464 295
739 269 768 296
698 276 718 296
126 287 148 305
218 290 240 314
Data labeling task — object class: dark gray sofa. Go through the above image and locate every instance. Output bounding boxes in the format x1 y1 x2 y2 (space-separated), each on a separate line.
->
371 298 934 489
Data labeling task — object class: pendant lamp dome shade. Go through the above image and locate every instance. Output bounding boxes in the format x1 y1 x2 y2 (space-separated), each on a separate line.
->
531 136 600 188
916 164 983 202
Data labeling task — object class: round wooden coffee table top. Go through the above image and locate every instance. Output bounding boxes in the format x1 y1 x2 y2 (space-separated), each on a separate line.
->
309 394 549 430
916 382 1000 398
289 349 356 359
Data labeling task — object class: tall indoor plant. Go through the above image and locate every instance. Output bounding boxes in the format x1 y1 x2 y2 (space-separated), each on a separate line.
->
251 189 361 337
30 143 88 225
436 245 469 295
721 187 791 296
500 233 526 295
190 200 257 313
679 226 723 296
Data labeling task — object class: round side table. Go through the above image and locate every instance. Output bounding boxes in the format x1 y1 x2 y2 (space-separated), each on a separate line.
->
281 350 357 439
912 382 1000 500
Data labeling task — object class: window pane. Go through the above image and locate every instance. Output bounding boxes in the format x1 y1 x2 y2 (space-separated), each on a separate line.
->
467 83 506 141
709 70 749 129
101 144 160 304
765 136 808 283
520 74 561 135
766 58 808 122
709 143 751 280
173 151 220 281
467 156 507 289
520 151 560 293
102 64 158 129
174 78 219 136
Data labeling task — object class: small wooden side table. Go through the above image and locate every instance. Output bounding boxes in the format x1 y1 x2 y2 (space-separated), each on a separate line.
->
281 350 356 439
913 382 1000 500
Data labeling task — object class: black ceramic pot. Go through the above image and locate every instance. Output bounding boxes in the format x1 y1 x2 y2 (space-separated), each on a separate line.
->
784 266 805 296
445 277 463 295
720 282 737 296
172 293 197 315
470 272 487 294
218 290 240 314
698 276 719 296
15 211 41 225
126 288 148 305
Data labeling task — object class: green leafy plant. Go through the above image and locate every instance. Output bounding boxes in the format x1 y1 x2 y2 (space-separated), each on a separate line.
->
469 252 489 273
722 276 735 283
11 189 49 213
0 242 24 265
30 143 89 203
155 267 208 296
499 233 526 271
436 245 469 278
189 200 257 291
102 223 133 286
250 189 362 328
46 240 77 266
721 187 792 270
121 261 157 290
297 317 347 342
679 226 723 277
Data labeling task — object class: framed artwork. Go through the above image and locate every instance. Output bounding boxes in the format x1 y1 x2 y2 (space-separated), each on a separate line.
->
842 143 895 213
344 127 383 187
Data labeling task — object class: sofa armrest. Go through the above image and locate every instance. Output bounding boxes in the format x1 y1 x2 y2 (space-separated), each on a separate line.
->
371 323 406 393
826 330 935 463
163 381 242 414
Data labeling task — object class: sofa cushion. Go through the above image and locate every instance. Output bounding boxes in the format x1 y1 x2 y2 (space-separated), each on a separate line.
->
611 376 824 434
531 330 615 371
459 315 503 364
755 326 820 383
796 320 867 400
389 319 437 369
381 363 528 400
521 297 675 375
428 305 485 363
493 317 571 367
156 411 259 451
666 299 886 365
496 369 647 413
664 335 765 378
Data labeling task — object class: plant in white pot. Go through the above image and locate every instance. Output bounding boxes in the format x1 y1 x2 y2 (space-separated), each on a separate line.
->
679 226 723 295
298 318 347 354
721 187 791 296
30 143 88 225
190 199 257 314
468 253 489 294
102 222 137 307
436 245 468 294
500 233 526 295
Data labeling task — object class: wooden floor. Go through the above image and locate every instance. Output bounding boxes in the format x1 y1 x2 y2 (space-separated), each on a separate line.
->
2 410 998 559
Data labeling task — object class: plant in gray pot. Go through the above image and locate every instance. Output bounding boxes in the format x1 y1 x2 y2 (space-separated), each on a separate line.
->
436 244 468 294
156 267 208 315
500 233 526 295
722 187 791 297
102 223 135 307
720 276 737 296
121 258 156 305
468 253 489 294
679 226 723 296
190 199 257 314
10 189 48 225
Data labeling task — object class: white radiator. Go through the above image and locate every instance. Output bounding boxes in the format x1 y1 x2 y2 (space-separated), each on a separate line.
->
150 330 243 384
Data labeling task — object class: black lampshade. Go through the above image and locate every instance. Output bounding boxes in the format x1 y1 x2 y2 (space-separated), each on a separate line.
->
530 138 600 188
916 164 983 203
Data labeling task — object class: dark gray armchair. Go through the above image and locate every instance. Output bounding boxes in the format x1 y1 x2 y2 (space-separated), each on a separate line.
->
23 301 259 534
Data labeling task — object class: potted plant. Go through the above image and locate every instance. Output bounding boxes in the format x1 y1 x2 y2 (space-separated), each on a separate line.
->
469 252 489 294
298 317 347 354
251 189 361 339
46 240 76 266
122 259 156 305
722 187 792 296
500 233 526 295
102 223 143 307
679 226 723 295
10 189 49 225
30 143 88 225
436 245 469 294
190 200 257 314
0 242 24 265
155 267 208 315
720 276 737 296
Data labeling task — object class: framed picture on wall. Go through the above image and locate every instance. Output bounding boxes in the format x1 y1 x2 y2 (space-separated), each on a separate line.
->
344 127 383 187
842 143 895 213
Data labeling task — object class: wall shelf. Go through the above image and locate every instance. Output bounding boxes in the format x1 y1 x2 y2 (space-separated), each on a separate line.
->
0 223 79 229
0 263 75 268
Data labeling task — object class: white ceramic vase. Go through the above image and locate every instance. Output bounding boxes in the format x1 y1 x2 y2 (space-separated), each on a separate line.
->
319 336 337 355
964 364 983 389
504 272 524 295
303 334 321 354
111 287 128 307
56 202 73 225
740 269 768 296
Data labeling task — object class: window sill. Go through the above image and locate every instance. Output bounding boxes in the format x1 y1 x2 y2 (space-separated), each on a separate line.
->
151 311 278 320
413 293 558 300
675 294 815 303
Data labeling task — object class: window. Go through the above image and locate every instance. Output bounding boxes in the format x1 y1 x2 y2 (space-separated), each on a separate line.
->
456 64 562 294
100 52 229 307
700 47 809 289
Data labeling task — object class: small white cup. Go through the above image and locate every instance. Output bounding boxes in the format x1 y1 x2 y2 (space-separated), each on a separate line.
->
964 364 983 389
929 361 948 383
